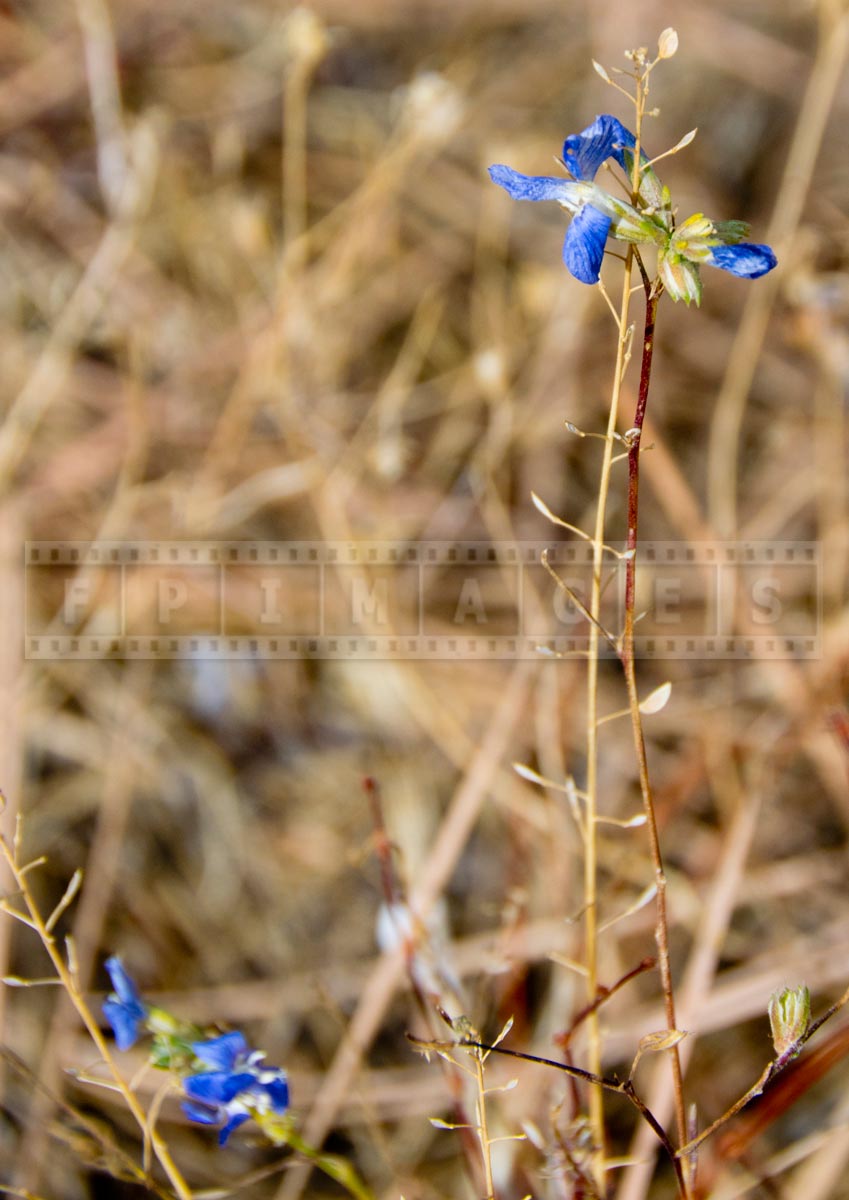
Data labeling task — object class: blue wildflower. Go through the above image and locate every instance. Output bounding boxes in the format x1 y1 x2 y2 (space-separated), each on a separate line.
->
182 1031 290 1145
103 956 148 1051
488 114 777 300
489 115 662 284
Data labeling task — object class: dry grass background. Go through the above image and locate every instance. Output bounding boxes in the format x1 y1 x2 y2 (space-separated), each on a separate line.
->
2 0 849 1197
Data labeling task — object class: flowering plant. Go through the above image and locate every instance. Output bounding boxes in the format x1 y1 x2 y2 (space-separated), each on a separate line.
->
489 113 776 303
98 955 372 1196
102 958 290 1146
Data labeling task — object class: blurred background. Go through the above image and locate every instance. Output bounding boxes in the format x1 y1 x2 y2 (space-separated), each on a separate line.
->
2 0 849 1197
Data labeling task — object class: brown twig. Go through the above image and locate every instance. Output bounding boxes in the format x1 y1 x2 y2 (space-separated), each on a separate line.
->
413 1036 687 1198
555 958 655 1052
615 271 690 1179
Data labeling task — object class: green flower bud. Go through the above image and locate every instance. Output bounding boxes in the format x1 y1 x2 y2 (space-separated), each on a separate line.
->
768 985 811 1060
147 1006 205 1071
658 250 703 306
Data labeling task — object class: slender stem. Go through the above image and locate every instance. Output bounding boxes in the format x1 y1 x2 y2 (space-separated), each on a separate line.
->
473 1051 496 1200
676 980 849 1159
619 280 689 1178
583 248 634 1182
676 1063 771 1160
582 60 654 1185
459 1040 687 1198
0 832 192 1200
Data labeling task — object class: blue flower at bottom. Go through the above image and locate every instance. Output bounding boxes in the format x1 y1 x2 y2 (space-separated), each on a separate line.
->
103 956 148 1051
182 1031 290 1145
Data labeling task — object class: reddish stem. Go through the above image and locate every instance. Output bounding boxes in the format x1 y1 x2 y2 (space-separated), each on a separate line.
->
620 277 690 1172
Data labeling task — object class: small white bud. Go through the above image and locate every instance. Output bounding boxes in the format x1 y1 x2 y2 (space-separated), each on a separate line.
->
671 128 697 154
658 28 679 59
639 681 672 714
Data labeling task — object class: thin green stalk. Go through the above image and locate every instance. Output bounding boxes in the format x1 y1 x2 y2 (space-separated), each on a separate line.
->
281 1126 376 1200
583 248 635 1182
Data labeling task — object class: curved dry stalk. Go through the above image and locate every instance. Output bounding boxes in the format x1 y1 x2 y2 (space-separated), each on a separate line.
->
0 816 192 1200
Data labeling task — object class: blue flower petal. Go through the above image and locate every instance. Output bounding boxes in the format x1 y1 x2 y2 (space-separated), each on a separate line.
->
103 957 147 1050
563 114 636 180
707 243 776 278
182 1098 221 1126
103 998 144 1051
488 164 580 204
190 1031 249 1071
563 204 612 283
262 1075 290 1112
105 957 142 1007
183 1070 256 1104
219 1112 251 1145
